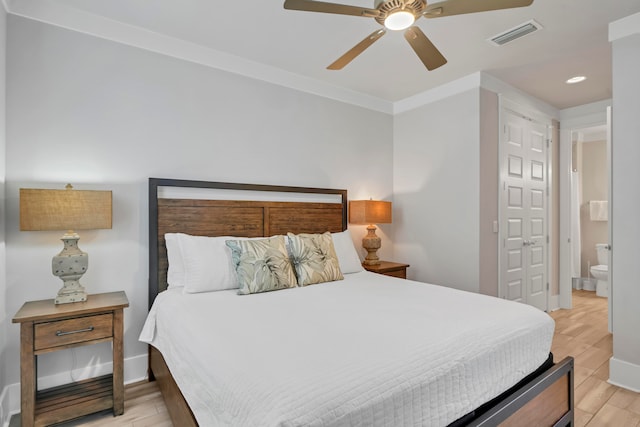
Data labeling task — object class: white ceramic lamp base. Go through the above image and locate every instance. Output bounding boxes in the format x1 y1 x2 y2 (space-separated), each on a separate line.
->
52 233 88 304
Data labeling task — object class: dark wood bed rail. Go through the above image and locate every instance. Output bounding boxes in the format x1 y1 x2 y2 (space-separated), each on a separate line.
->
470 356 574 426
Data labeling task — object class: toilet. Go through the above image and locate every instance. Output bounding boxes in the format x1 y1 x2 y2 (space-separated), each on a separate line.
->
589 243 609 297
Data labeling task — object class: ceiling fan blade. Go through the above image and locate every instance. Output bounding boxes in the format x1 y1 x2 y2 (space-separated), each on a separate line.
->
284 0 380 18
327 29 386 70
404 26 447 71
423 0 533 18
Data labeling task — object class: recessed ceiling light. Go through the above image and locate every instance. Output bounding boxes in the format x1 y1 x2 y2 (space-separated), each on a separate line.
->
566 76 587 84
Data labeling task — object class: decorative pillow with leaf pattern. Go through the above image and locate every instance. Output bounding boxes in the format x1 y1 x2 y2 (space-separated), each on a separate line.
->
287 232 344 286
225 236 298 295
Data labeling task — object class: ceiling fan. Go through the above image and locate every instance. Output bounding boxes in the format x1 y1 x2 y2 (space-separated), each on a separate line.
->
283 0 534 71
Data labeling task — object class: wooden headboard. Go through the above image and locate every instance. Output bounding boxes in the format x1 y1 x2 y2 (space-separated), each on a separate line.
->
148 178 348 309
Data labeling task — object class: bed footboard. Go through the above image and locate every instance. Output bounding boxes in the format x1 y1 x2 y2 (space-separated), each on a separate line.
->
150 348 574 427
469 356 574 426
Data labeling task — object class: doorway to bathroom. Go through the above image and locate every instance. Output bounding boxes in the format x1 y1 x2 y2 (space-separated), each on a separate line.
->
559 105 612 332
570 124 609 291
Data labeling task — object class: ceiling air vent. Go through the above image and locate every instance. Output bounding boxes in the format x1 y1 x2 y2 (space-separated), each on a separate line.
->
488 19 542 46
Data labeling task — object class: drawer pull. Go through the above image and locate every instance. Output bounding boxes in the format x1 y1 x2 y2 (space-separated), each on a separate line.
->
56 326 94 336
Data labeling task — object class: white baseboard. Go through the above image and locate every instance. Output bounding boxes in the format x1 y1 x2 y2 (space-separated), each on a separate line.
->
0 353 148 425
0 380 13 427
609 357 640 393
548 294 560 312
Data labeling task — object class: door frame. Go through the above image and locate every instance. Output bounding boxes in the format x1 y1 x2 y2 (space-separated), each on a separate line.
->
498 96 553 311
607 106 613 333
558 102 610 310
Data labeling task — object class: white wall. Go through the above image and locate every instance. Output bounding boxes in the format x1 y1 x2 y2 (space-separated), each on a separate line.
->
393 88 481 292
609 13 640 392
3 14 394 391
0 2 7 425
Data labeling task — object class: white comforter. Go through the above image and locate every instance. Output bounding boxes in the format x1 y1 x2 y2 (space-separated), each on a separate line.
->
140 271 554 427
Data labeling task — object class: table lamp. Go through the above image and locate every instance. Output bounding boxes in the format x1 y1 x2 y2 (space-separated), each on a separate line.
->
20 184 112 304
349 199 392 265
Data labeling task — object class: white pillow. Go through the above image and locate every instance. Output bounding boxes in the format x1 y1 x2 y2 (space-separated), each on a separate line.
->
331 230 364 274
165 233 185 288
176 233 239 293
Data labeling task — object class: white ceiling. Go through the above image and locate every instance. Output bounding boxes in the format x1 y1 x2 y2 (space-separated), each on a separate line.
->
9 0 640 110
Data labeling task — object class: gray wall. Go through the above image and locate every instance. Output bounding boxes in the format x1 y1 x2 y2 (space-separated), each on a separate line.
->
611 27 640 390
3 15 394 387
479 89 499 296
0 2 7 418
392 88 501 296
393 88 482 292
393 88 554 299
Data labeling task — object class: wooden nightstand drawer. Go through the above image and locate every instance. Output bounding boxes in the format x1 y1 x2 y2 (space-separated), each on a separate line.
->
34 313 113 351
381 269 407 279
363 261 409 279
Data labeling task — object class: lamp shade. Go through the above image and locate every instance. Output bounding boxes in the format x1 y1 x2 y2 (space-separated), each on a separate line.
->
20 187 112 231
349 200 392 225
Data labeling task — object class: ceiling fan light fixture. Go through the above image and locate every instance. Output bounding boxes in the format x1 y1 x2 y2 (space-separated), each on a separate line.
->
384 11 415 31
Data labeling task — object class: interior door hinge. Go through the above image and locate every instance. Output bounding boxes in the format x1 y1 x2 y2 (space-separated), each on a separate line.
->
547 235 549 244
546 139 551 148
547 283 550 291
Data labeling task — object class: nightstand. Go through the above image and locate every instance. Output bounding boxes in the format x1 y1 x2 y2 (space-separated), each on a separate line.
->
363 261 410 279
12 291 129 427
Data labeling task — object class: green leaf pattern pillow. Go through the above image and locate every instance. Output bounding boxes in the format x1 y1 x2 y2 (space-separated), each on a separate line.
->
287 232 344 286
225 236 298 295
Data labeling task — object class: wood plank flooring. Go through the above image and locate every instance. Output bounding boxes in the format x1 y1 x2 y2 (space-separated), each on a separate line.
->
550 290 640 426
8 381 171 427
11 290 640 426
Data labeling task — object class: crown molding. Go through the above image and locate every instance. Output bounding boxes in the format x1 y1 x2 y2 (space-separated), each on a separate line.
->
393 73 482 114
559 99 611 125
609 11 640 42
393 71 560 118
6 1 564 117
7 0 394 114
480 73 559 119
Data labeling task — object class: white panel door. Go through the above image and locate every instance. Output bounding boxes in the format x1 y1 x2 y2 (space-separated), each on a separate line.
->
500 108 549 311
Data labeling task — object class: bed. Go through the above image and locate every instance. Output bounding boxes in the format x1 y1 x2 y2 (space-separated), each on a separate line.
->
143 178 574 427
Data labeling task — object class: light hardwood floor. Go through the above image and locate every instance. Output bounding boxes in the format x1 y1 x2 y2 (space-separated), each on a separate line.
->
9 380 172 427
11 290 640 426
551 290 640 426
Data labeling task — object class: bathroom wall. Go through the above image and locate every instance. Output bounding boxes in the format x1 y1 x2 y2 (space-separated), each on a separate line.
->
580 139 608 276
